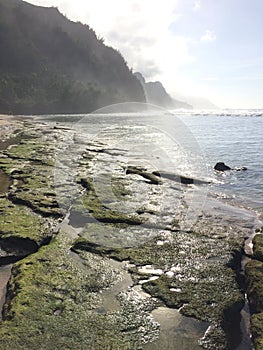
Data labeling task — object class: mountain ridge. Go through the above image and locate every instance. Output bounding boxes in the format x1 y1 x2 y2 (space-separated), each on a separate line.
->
134 72 192 109
0 0 145 114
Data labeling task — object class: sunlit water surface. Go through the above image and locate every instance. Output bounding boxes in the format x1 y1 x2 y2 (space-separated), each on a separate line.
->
37 108 263 214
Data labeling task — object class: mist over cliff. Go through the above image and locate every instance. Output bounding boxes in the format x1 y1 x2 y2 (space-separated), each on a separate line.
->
0 0 145 114
134 72 192 109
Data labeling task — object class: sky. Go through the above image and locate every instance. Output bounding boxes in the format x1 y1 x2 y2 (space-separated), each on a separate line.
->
26 0 263 109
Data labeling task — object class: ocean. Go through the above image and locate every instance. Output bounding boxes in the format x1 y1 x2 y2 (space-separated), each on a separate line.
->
37 106 263 222
176 109 263 214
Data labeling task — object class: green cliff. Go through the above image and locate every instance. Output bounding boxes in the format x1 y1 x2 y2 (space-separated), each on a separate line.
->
0 0 145 114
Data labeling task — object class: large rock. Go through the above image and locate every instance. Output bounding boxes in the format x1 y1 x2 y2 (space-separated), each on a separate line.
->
214 162 231 171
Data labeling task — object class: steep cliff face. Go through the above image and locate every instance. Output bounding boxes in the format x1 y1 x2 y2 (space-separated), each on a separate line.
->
0 0 145 114
134 72 192 109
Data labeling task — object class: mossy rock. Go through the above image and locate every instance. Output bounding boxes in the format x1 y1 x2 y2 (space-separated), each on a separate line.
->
0 128 65 217
73 231 243 269
0 155 22 175
251 312 263 350
247 233 263 349
0 121 252 350
3 125 56 165
246 259 263 314
0 197 51 249
0 232 158 349
111 175 132 199
72 235 179 265
0 237 118 349
142 266 243 323
253 234 263 262
71 177 143 225
72 231 244 348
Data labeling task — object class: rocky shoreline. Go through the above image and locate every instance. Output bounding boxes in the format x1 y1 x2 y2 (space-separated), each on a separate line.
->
0 118 262 349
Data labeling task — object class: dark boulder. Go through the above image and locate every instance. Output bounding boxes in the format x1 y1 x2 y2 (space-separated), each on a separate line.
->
235 167 247 171
214 162 231 172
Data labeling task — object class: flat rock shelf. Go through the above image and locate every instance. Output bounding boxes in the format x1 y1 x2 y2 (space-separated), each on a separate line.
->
0 118 262 350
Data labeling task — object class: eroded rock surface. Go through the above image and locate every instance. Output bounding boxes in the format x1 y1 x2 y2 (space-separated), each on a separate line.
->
0 120 261 350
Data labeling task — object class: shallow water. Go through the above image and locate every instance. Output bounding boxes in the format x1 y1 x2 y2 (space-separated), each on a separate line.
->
98 260 133 313
144 307 208 350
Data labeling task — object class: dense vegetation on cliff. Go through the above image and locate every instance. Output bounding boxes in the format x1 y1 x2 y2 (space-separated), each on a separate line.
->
0 0 145 114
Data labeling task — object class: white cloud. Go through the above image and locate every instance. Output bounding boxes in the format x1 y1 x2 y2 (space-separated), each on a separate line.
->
200 30 216 42
193 1 201 11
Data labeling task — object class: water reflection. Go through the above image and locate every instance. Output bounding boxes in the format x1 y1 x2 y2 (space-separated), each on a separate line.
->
144 307 208 350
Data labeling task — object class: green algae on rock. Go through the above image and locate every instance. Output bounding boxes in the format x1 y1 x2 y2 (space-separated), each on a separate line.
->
70 176 144 225
0 233 158 350
3 140 54 166
245 228 263 350
72 230 245 349
0 119 260 350
0 125 66 217
253 233 263 262
8 164 62 217
0 197 51 255
250 312 263 350
246 257 263 349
